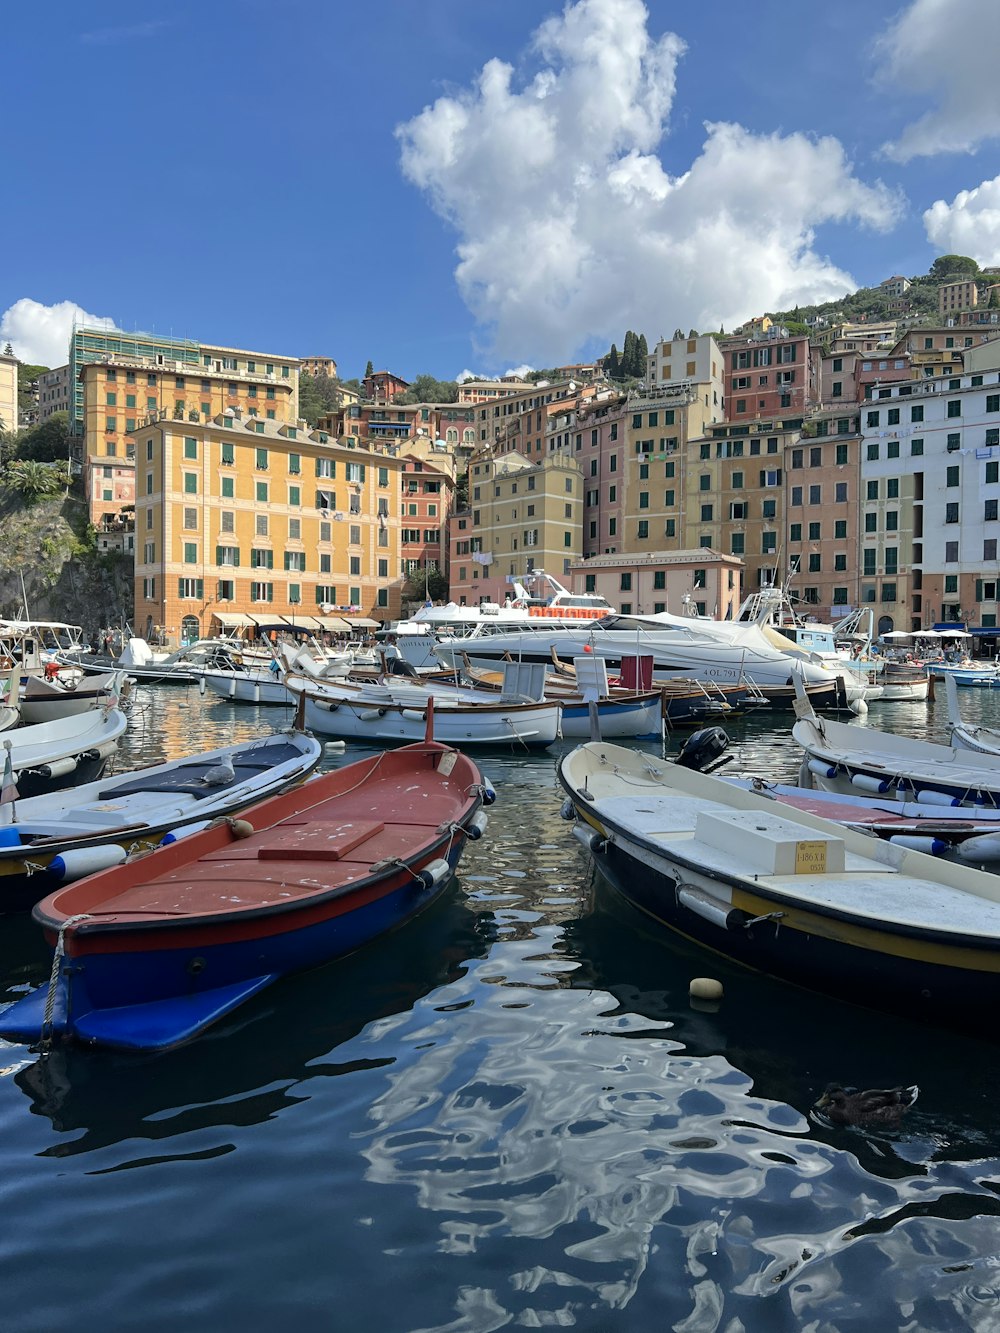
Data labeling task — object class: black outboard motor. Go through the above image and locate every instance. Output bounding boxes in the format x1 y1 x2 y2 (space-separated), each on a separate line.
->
674 726 731 773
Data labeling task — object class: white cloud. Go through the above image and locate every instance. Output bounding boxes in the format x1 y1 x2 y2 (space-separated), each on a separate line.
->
0 298 118 367
397 0 899 366
924 174 1000 264
876 0 1000 161
504 364 534 380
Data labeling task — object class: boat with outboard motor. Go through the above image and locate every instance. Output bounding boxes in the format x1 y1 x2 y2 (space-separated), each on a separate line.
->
558 738 1000 1034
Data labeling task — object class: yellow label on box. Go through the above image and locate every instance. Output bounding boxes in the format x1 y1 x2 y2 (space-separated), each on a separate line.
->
795 840 828 874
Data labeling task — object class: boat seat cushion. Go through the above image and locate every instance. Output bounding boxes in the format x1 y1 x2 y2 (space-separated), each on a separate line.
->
97 743 303 800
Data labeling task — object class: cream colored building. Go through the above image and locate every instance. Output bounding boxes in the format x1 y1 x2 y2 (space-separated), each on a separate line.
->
645 334 725 420
37 364 71 422
0 350 17 433
939 280 979 317
456 378 532 404
300 356 338 377
132 411 404 643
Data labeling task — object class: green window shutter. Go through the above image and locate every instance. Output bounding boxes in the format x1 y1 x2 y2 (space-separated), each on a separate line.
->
977 579 984 602
196 579 203 600
216 545 223 565
283 552 291 571
267 550 274 570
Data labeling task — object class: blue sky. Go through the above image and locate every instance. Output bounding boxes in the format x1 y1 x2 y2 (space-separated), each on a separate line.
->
4 0 1000 380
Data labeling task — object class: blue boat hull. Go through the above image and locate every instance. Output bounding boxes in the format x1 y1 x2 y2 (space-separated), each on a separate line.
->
1 839 468 1051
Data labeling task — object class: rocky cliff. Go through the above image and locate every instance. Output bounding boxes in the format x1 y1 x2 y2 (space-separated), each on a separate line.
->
0 490 133 636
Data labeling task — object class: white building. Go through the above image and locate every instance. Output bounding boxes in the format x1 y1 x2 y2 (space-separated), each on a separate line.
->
859 369 1000 633
646 334 725 422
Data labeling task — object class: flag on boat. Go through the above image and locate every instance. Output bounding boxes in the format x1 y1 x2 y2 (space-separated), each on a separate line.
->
0 741 18 825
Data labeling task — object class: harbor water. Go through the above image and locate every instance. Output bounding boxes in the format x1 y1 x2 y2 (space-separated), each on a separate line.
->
2 687 1000 1330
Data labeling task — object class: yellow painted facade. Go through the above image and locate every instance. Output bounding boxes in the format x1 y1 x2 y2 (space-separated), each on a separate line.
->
80 347 299 526
0 352 17 433
132 412 405 642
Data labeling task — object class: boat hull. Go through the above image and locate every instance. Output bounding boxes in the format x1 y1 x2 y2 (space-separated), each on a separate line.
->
201 671 291 705
7 836 467 1051
299 691 559 748
579 827 1000 1031
558 695 662 738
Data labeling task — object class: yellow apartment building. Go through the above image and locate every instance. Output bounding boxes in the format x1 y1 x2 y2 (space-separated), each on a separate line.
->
0 349 17 433
132 410 404 643
73 330 300 529
300 356 338 378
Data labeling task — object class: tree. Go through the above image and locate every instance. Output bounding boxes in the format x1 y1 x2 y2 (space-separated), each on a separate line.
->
990 286 1000 310
929 254 979 281
605 344 620 379
13 411 69 462
673 327 684 340
298 374 343 426
404 567 449 603
636 333 648 376
621 331 636 379
395 374 459 404
364 360 374 379
3 459 69 503
687 328 698 339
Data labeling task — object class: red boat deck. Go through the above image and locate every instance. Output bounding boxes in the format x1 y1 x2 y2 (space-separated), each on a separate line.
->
42 748 476 926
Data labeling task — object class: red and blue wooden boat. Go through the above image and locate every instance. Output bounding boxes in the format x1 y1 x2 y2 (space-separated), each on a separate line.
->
0 740 492 1051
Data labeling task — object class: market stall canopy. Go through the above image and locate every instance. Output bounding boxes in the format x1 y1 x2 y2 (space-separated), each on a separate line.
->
881 630 912 640
344 616 379 629
314 615 352 632
278 614 323 631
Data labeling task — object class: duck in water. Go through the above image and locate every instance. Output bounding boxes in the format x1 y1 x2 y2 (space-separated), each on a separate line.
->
813 1084 919 1129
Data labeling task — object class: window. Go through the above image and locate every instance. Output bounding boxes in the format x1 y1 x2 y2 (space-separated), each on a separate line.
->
183 437 197 460
808 553 821 573
183 507 198 530
731 533 745 555
183 473 197 495
700 504 713 521
886 511 898 531
834 520 847 539
637 520 649 539
987 499 999 521
911 437 924 456
808 522 821 540
256 515 269 537
881 584 897 603
887 408 900 426
791 486 803 506
620 573 632 591
178 578 203 600
250 582 273 603
910 405 924 423
866 411 879 428
790 524 802 542
834 482 848 503
808 485 821 505
216 545 239 567
791 449 803 469
867 443 879 461
947 400 961 418
988 395 1000 414
945 541 959 562
986 541 999 562
834 553 847 571
946 503 960 523
947 434 961 452
288 518 301 540
699 474 711 492
864 513 877 533
863 550 876 576
256 481 268 503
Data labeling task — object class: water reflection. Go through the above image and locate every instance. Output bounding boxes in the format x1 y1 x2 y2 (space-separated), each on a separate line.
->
9 888 495 1156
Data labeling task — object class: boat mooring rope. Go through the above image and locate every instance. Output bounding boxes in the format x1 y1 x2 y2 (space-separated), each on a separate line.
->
38 913 92 1048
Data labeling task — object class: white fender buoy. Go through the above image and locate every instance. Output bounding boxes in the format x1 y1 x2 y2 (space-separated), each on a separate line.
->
253 683 261 704
228 678 237 699
689 977 724 1001
481 777 497 806
957 833 1000 862
199 677 206 696
888 834 948 856
851 697 868 716
36 756 79 779
49 845 127 881
915 788 961 807
851 771 892 794
807 758 838 780
324 740 346 752
464 811 489 840
416 858 452 890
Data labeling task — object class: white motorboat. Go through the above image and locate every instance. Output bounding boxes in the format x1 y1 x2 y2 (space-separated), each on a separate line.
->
0 704 128 799
432 610 856 707
19 669 130 725
283 672 560 749
791 682 1000 808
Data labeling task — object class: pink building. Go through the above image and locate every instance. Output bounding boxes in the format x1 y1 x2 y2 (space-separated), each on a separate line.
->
400 456 453 584
720 331 816 421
